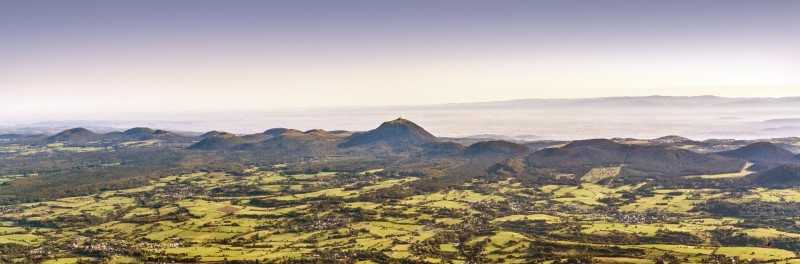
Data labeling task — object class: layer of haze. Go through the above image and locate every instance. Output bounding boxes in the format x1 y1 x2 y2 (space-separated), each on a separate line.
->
2 0 800 120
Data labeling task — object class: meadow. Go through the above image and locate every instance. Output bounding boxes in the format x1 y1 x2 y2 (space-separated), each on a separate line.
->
3 164 800 263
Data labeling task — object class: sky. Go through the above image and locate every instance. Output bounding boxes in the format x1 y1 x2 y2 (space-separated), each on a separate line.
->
1 0 799 120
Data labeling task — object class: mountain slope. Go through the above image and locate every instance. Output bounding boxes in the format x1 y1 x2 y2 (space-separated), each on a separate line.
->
188 132 246 150
264 128 302 137
241 133 272 143
463 140 531 157
526 139 743 177
750 164 800 187
198 131 223 140
250 129 350 156
718 142 797 163
48 128 102 142
123 127 156 136
339 118 437 149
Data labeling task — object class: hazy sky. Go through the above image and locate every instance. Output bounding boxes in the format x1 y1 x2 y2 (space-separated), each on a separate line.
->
2 0 799 119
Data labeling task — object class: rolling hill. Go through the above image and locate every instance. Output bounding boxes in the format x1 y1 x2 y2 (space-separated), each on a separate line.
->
198 131 223 140
240 133 272 143
750 164 800 187
718 142 797 163
526 139 743 177
123 127 156 137
263 128 302 137
249 129 351 156
462 140 531 157
47 128 102 142
338 118 437 149
188 132 246 150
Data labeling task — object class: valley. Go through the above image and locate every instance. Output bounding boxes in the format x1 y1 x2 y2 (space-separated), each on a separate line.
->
1 119 800 263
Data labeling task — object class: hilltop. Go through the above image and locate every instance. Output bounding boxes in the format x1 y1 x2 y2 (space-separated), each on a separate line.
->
526 138 743 178
339 118 437 149
240 133 271 143
47 127 102 142
249 129 351 156
750 164 800 187
263 128 302 137
188 132 246 150
719 142 797 163
123 127 156 136
462 140 531 157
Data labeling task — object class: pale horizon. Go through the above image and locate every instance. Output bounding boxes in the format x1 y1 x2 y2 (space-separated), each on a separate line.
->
2 1 800 119
2 92 800 121
3 95 800 141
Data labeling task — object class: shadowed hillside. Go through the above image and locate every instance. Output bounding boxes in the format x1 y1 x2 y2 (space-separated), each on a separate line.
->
463 140 531 157
526 139 743 177
198 130 222 139
339 118 437 149
750 164 800 187
719 142 797 163
47 128 102 142
123 127 156 136
188 132 246 150
249 129 351 156
239 133 271 143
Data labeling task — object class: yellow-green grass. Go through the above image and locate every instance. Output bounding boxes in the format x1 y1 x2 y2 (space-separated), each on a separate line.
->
492 214 561 224
593 257 653 264
739 228 800 239
345 201 383 210
684 162 754 179
0 226 26 234
41 258 97 264
272 178 416 201
424 200 470 209
359 169 385 175
164 245 289 261
618 190 724 213
682 217 742 226
542 183 640 207
388 244 413 259
122 207 158 219
403 190 505 206
581 222 717 237
435 218 464 225
351 221 420 237
352 237 394 250
582 166 622 183
0 233 44 245
773 260 800 264
486 231 529 247
743 188 800 202
714 246 796 261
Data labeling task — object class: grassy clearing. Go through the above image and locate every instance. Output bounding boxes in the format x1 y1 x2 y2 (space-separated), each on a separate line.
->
685 162 754 179
0 233 44 245
492 214 561 224
593 257 653 264
744 188 800 202
619 189 723 213
739 228 800 239
3 165 799 263
714 246 796 260
582 166 622 183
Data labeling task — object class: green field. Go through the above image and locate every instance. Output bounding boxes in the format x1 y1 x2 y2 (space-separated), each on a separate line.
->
3 164 800 263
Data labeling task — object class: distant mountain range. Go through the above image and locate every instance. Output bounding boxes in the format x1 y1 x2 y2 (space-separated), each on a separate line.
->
5 117 799 181
2 96 800 140
4 117 800 192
